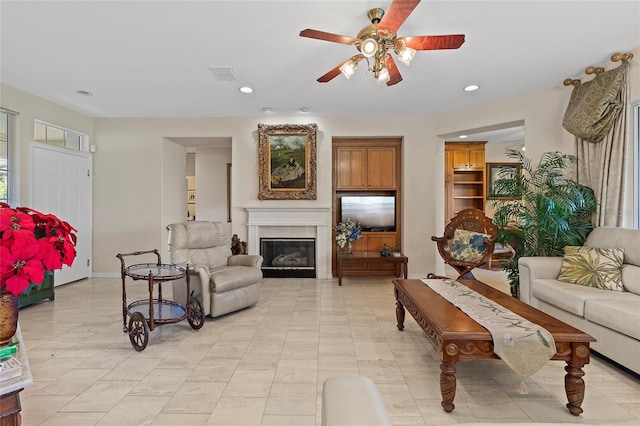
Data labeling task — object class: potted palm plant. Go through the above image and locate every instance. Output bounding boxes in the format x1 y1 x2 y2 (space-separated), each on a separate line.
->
487 149 597 298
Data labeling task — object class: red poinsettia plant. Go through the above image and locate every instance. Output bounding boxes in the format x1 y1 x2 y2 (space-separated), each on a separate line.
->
0 203 77 297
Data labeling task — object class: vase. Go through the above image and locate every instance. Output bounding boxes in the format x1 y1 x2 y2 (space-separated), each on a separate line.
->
347 241 353 254
0 291 19 346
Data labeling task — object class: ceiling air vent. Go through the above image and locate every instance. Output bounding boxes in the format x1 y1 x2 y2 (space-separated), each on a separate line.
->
209 67 239 82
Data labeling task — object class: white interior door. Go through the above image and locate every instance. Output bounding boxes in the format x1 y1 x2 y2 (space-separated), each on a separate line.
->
32 143 92 286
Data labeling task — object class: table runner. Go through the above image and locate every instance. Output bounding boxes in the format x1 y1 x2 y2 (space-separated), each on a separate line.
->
421 278 556 393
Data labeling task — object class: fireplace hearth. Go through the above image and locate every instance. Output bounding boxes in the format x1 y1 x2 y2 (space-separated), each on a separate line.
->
260 238 316 278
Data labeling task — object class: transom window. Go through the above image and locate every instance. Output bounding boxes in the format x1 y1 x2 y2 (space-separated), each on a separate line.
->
34 120 85 151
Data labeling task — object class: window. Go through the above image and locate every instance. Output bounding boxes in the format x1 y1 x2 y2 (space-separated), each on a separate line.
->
0 110 14 204
34 120 84 151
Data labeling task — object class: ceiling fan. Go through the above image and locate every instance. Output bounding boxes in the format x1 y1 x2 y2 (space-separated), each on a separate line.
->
299 0 465 86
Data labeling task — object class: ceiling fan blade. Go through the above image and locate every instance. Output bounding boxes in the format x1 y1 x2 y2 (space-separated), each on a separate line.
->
401 34 465 50
377 0 421 35
317 61 347 83
299 29 358 45
317 55 364 83
385 56 403 86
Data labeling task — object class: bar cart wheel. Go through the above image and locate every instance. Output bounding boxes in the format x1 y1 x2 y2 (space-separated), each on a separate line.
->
128 311 149 351
187 297 205 330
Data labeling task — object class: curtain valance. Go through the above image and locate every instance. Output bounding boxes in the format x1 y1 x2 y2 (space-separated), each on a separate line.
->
562 62 628 143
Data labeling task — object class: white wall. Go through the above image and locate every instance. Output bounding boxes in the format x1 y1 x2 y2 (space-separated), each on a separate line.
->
195 146 231 235
161 138 187 262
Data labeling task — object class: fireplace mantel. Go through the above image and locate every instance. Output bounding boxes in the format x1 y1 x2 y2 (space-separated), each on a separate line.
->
245 207 331 279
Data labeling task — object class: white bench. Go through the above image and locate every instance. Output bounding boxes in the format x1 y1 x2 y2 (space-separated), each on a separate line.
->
321 375 391 426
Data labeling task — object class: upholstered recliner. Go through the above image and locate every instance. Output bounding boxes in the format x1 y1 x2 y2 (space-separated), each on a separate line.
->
166 221 263 318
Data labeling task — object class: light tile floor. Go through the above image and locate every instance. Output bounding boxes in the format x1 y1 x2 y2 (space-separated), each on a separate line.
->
16 275 640 426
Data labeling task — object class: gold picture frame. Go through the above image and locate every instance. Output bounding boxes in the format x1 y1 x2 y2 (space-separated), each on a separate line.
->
486 162 522 200
258 123 317 200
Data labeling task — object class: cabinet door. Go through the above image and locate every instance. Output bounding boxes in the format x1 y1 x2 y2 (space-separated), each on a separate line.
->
468 149 485 169
451 149 470 169
336 148 366 189
367 148 396 189
366 234 396 253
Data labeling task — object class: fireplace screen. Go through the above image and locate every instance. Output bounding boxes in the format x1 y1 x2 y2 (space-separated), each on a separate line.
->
260 238 316 278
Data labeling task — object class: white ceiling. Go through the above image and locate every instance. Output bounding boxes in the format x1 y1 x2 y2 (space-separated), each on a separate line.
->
1 1 638 119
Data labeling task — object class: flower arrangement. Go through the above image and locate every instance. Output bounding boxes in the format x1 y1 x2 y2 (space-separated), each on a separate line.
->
335 218 362 248
0 203 77 297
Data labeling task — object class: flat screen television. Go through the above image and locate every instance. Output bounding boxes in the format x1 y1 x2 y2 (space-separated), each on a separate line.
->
341 196 396 231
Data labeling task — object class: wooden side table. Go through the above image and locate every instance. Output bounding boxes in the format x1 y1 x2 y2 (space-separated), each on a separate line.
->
1 325 33 426
337 252 408 285
487 244 515 269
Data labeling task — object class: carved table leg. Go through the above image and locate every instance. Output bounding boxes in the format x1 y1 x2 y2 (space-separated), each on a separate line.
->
440 361 457 412
395 290 405 331
564 362 586 416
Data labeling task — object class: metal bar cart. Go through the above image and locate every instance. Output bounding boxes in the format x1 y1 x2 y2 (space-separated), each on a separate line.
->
116 249 204 351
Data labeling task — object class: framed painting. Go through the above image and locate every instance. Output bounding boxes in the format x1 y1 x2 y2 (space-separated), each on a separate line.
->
187 190 196 204
486 162 522 200
258 123 317 200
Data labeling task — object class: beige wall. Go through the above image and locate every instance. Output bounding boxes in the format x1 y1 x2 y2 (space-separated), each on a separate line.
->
3 45 639 276
0 84 93 206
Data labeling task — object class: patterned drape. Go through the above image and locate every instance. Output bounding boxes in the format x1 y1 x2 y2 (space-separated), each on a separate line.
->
563 63 627 143
565 62 629 226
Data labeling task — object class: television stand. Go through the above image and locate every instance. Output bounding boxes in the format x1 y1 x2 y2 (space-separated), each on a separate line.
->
336 252 408 286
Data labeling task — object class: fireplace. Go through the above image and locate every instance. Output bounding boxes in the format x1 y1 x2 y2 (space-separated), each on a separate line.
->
246 207 331 279
260 238 316 278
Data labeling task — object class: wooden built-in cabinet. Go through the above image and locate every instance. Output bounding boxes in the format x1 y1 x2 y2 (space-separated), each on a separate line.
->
332 138 402 277
335 146 396 190
445 142 486 220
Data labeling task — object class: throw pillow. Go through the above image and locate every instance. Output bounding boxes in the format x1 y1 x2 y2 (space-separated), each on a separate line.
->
450 229 491 263
557 246 624 291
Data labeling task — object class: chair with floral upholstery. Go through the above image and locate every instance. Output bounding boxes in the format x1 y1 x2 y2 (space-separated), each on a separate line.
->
431 208 498 279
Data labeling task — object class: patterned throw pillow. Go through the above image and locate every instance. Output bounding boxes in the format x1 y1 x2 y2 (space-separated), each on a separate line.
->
450 229 491 263
557 246 624 291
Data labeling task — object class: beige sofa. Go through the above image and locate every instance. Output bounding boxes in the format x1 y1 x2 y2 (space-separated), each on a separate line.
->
167 221 263 318
519 226 640 374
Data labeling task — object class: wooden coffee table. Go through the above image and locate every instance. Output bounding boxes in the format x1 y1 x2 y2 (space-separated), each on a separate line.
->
393 278 596 416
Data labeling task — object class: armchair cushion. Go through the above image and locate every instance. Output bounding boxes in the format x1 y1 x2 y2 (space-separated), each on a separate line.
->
450 229 491 263
209 266 264 293
168 221 231 269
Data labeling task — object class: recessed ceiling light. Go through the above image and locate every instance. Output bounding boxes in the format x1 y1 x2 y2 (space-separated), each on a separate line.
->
76 90 93 96
463 84 479 92
459 135 468 139
299 107 310 113
239 86 253 94
262 107 273 113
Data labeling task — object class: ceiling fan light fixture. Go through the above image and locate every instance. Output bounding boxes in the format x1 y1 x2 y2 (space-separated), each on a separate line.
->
376 67 390 85
339 60 357 79
396 46 416 66
361 38 378 58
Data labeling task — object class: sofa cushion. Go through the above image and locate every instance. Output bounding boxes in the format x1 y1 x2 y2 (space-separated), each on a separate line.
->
557 246 624 291
532 279 633 317
585 298 640 340
622 264 640 295
450 229 490 263
585 226 640 267
209 266 262 293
